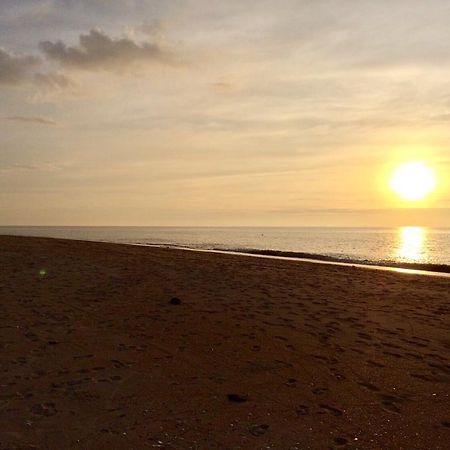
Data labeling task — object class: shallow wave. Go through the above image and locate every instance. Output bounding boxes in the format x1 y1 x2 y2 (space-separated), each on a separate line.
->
214 247 450 274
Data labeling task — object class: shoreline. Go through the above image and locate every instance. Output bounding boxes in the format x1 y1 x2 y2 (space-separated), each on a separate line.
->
142 244 450 277
218 247 450 275
2 233 450 277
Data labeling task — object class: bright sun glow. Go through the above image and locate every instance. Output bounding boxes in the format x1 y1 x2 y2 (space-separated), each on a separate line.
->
390 161 437 201
397 226 426 262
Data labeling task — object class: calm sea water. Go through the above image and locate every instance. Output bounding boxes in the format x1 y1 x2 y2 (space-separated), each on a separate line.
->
1 226 449 267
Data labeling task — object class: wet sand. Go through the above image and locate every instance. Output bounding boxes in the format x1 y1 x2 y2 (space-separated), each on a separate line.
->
1 235 449 449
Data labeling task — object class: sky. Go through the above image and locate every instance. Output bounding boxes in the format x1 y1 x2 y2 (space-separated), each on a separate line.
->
1 0 449 226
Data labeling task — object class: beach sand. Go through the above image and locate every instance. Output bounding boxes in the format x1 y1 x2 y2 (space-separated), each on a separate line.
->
1 236 449 449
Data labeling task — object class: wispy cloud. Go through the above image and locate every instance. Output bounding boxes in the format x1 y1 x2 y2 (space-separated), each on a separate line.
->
0 162 63 173
34 72 73 89
3 116 56 125
270 207 450 215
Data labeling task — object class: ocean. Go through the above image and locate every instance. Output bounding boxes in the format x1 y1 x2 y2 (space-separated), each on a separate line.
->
1 226 449 271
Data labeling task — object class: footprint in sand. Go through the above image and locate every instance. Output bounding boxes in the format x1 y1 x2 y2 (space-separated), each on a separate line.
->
31 402 57 417
248 424 269 436
296 405 309 416
378 393 406 414
366 359 385 368
312 387 328 395
334 437 349 446
285 378 297 387
358 382 380 392
381 401 401 414
318 404 343 416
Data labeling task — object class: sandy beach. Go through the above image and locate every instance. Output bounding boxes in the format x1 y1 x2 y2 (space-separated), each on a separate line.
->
1 235 449 449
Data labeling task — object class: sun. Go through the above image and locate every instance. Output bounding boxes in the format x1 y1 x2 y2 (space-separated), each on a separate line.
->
390 161 437 201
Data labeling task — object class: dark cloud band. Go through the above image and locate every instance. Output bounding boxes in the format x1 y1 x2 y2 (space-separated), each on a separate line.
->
39 29 169 71
0 48 40 85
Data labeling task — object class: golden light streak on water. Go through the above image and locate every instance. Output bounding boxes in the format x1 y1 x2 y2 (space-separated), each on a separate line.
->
397 227 427 262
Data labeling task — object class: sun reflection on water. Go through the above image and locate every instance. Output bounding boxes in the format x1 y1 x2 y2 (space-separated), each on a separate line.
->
397 227 427 262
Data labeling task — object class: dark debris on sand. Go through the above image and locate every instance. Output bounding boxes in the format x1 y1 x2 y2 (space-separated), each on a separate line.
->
227 394 248 403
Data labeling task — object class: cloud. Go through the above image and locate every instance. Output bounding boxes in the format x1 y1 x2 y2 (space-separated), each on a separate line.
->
0 48 40 85
0 162 62 173
270 207 450 215
0 47 72 92
3 116 56 125
34 72 73 89
0 27 173 92
39 28 171 71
